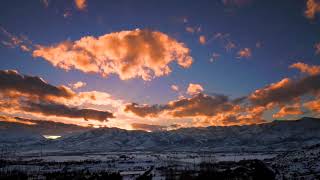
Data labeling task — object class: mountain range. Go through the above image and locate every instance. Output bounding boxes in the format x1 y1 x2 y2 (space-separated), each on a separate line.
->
1 117 320 152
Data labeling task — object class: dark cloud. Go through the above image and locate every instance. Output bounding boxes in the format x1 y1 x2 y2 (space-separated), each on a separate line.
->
125 103 164 118
22 102 114 122
125 93 236 118
0 70 114 122
249 74 320 106
0 70 73 98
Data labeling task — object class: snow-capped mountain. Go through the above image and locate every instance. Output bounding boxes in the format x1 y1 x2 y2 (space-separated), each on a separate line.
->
1 117 320 152
45 117 320 152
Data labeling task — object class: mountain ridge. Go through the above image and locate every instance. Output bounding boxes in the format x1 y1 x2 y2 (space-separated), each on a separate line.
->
1 117 320 152
50 117 320 152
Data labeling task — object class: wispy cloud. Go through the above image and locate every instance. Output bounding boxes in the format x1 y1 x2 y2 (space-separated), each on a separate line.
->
185 26 201 34
69 81 87 90
0 27 32 52
171 84 179 92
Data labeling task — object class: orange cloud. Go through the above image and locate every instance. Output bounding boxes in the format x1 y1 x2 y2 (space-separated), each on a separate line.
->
249 64 320 108
199 35 206 45
305 0 320 19
237 48 252 59
124 93 264 126
249 78 296 106
0 115 37 125
69 81 87 90
187 83 204 95
127 62 320 126
33 29 193 81
304 99 320 113
74 0 87 11
125 94 233 118
124 64 320 127
273 103 303 119
290 62 320 75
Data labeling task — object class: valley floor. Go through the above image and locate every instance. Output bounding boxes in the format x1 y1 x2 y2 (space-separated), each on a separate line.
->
0 146 319 180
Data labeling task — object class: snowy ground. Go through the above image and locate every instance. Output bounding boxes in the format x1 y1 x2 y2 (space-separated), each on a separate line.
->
1 148 320 179
0 151 278 179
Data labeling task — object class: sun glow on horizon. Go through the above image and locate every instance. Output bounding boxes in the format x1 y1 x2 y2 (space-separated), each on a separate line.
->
43 135 62 140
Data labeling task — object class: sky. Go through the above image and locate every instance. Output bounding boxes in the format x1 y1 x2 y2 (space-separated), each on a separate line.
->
0 0 320 131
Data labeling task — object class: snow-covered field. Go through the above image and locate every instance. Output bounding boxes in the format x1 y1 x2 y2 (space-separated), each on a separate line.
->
0 151 278 179
1 147 320 179
4 150 278 163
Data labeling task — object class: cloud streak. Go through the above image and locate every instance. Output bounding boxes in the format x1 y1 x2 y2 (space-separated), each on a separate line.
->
131 123 167 132
273 103 303 119
69 81 87 89
22 102 114 122
0 27 32 52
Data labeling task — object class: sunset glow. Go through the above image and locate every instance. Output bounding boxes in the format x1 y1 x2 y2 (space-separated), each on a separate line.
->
43 135 62 140
0 0 320 131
